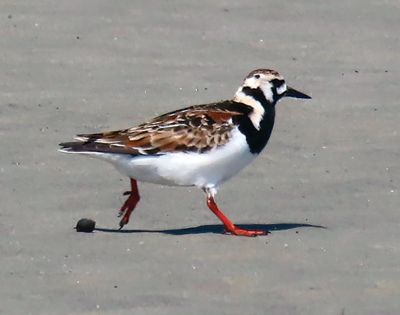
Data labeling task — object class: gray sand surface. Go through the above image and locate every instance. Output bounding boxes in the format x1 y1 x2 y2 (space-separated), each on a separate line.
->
1 1 399 314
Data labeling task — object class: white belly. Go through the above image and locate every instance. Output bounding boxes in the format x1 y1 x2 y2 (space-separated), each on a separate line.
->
73 128 256 190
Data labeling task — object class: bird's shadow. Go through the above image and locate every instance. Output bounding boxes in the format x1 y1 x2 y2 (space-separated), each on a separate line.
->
95 223 325 235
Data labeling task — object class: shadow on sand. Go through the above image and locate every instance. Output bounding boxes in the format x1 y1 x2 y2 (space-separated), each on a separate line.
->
95 223 325 235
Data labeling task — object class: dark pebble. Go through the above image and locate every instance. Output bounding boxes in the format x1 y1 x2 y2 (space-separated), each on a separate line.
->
76 218 96 232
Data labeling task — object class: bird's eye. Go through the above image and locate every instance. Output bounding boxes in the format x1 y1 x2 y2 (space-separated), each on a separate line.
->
254 74 260 79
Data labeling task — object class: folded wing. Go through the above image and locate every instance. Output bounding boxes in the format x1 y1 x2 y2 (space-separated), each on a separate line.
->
59 101 250 155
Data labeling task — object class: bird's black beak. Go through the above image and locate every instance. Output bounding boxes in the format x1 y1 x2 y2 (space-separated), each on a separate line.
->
284 86 311 99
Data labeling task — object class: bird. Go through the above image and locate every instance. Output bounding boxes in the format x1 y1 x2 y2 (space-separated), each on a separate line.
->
59 69 311 237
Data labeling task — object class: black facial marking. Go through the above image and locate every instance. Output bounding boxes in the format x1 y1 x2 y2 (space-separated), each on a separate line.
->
270 79 286 99
241 87 270 106
271 79 285 87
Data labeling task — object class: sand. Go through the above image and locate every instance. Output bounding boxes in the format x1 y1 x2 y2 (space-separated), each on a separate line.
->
1 1 399 314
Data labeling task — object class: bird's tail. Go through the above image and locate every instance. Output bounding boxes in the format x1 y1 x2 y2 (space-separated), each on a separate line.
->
58 141 89 153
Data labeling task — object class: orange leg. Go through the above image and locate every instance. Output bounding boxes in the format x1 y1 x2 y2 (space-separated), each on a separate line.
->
206 193 268 237
118 178 140 229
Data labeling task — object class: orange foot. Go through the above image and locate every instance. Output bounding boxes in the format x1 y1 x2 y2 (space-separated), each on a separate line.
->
205 194 269 237
118 179 140 229
225 226 269 237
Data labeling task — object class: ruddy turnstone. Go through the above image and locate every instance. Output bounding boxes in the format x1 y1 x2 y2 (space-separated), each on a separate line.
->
59 69 311 237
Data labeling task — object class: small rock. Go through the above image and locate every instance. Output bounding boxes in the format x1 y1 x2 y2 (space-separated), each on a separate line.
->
75 218 96 232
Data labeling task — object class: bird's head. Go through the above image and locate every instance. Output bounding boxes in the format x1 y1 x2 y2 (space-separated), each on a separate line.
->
233 68 311 131
234 69 311 106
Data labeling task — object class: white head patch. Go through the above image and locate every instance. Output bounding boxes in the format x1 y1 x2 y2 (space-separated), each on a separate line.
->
259 81 274 103
276 83 287 96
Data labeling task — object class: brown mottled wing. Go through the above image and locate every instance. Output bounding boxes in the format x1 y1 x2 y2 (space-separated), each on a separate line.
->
60 101 251 155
